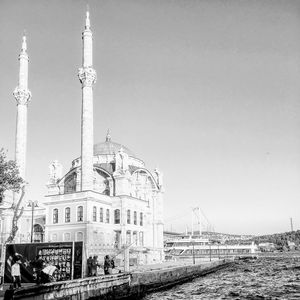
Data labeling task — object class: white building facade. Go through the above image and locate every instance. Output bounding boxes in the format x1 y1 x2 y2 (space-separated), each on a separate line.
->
44 11 164 270
45 135 164 266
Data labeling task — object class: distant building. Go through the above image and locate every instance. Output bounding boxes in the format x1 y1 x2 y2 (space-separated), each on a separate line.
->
258 242 276 252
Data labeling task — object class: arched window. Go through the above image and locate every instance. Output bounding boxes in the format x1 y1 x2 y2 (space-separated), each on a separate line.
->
100 208 103 222
33 224 44 242
134 211 137 225
77 206 83 222
93 206 97 222
65 207 70 223
106 209 110 223
127 210 131 224
114 209 120 224
140 212 143 226
53 208 58 224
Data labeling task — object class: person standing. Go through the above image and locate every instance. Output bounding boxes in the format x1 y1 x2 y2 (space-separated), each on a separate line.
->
91 256 99 276
104 255 110 275
11 259 22 289
104 255 114 275
87 256 93 277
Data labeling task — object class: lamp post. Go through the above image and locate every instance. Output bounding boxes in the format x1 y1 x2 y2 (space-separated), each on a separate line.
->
192 242 195 265
28 200 38 243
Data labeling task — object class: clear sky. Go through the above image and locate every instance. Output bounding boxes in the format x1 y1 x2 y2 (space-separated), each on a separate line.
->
0 0 300 235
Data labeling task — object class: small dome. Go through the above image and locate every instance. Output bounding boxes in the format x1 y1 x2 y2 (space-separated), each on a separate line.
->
93 132 135 157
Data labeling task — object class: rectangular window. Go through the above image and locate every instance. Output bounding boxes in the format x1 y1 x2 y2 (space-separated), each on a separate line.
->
127 210 131 224
114 209 120 224
139 232 144 246
100 208 103 222
106 209 110 223
126 231 131 245
140 212 143 226
133 231 138 245
65 207 70 223
93 206 97 222
53 209 58 224
134 211 137 225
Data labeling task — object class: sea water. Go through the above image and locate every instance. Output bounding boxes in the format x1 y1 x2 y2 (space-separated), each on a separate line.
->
143 256 300 299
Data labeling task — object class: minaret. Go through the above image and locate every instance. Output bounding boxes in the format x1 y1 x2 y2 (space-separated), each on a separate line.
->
13 34 31 183
78 10 97 191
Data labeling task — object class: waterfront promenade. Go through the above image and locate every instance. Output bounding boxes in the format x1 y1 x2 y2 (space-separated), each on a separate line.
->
4 258 231 299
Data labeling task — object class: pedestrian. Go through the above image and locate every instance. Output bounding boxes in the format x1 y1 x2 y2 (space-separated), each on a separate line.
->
104 255 110 275
110 257 115 270
11 259 22 289
91 256 99 276
104 255 113 275
87 256 93 277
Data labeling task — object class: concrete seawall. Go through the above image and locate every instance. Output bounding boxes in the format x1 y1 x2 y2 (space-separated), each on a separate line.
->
12 259 232 299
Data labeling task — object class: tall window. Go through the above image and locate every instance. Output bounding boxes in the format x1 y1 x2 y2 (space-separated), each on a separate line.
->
93 206 97 221
139 232 144 246
77 206 83 222
140 212 143 226
126 230 131 245
127 210 131 224
65 207 70 223
100 208 103 222
134 211 137 225
106 209 110 223
133 231 138 245
114 209 120 224
53 208 58 224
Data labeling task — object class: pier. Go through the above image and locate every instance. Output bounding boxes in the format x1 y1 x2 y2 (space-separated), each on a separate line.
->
10 259 232 299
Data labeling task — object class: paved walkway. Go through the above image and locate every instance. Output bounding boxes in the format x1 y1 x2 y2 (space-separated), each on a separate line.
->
128 258 220 273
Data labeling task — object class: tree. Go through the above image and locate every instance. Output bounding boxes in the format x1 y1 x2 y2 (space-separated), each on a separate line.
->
0 148 24 203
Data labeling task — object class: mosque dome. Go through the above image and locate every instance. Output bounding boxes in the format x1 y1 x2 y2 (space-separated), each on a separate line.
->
93 132 136 157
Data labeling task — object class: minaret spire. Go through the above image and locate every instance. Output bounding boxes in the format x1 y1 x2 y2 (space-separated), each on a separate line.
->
85 9 90 30
13 33 32 200
21 33 27 53
78 9 97 191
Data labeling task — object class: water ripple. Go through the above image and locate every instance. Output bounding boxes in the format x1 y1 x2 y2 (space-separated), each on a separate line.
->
143 256 300 299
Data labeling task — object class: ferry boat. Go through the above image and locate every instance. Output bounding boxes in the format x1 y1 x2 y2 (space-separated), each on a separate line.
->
164 235 258 260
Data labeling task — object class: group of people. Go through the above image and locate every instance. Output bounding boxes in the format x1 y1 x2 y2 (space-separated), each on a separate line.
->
87 255 115 276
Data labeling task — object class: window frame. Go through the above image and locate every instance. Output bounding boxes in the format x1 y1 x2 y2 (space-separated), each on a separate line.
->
65 207 70 223
127 209 131 224
140 212 143 226
134 211 137 225
114 209 120 224
53 208 58 224
77 206 83 222
106 209 110 223
100 207 103 222
93 206 97 222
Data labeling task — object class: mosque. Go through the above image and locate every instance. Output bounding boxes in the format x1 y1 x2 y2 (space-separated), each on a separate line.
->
0 11 164 268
